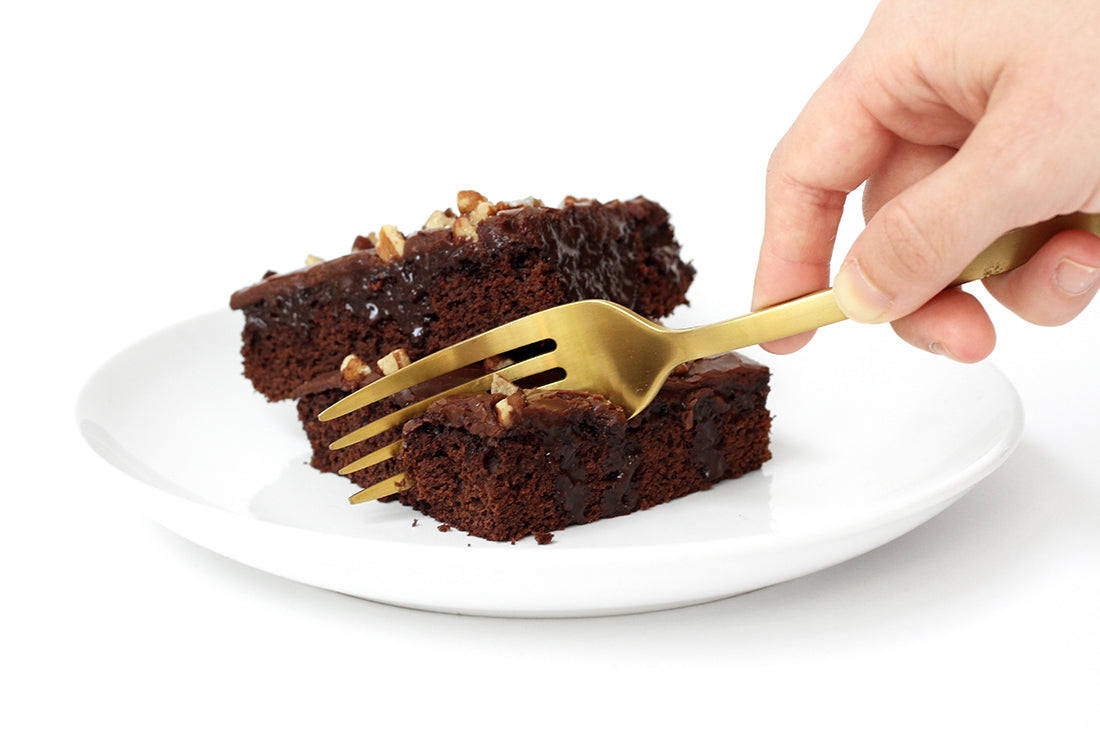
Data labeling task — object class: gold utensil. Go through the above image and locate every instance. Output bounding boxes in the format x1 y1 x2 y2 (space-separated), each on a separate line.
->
320 212 1100 503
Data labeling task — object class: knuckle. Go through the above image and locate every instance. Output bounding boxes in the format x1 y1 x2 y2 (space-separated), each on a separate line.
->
769 171 847 216
763 170 847 268
875 200 945 282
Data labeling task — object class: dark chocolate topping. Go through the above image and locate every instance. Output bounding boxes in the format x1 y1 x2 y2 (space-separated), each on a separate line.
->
229 197 687 323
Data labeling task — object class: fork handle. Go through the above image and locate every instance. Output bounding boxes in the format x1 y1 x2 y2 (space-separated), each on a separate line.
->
672 212 1100 362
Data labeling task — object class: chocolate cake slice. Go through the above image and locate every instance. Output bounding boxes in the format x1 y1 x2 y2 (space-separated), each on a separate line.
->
231 192 695 401
297 352 771 543
294 348 482 491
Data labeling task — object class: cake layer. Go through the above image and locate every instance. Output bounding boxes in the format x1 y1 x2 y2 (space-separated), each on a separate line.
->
232 194 694 401
298 353 771 543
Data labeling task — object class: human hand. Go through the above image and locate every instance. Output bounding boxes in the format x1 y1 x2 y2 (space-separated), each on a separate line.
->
752 0 1100 361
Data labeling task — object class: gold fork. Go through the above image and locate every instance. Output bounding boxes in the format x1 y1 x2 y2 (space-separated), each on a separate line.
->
319 212 1100 503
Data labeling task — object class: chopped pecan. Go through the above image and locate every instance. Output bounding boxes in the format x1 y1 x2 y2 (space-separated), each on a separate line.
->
495 399 515 428
453 215 478 241
339 354 373 382
377 348 412 375
490 374 520 396
423 210 456 231
375 225 406 262
456 190 488 215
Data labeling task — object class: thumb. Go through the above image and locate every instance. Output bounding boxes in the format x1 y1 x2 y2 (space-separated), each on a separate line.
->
832 113 1055 323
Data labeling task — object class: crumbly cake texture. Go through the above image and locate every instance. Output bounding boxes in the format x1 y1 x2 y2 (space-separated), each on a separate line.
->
294 349 480 491
231 192 695 401
297 352 771 543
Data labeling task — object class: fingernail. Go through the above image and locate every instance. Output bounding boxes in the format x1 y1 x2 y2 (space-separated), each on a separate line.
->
1054 258 1100 296
928 342 962 362
833 258 893 323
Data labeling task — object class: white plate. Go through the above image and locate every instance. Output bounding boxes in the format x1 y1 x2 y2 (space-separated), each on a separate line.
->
77 309 1022 617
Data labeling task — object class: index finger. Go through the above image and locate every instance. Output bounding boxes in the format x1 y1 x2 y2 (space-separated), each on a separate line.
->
752 62 895 350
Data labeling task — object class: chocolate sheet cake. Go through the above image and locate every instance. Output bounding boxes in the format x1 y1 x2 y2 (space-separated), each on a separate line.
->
297 352 771 543
231 192 695 401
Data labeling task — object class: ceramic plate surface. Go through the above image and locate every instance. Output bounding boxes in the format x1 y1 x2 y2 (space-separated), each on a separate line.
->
77 309 1022 617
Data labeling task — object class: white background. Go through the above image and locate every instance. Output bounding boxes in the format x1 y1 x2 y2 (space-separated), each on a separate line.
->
5 1 1098 730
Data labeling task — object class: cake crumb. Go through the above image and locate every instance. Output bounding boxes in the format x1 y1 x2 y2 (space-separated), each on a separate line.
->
437 524 452 533
534 532 554 545
411 518 418 527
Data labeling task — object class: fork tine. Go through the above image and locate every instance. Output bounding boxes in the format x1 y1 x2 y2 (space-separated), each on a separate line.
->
328 350 562 450
348 472 408 504
317 308 563 422
337 438 404 476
